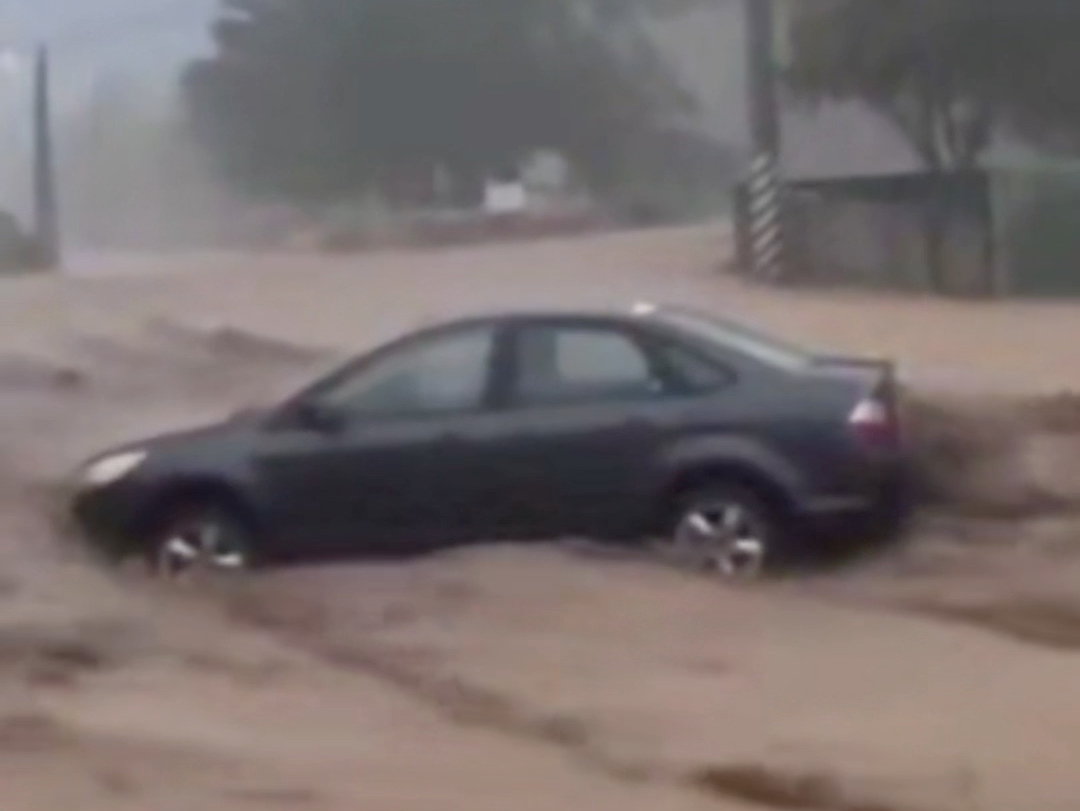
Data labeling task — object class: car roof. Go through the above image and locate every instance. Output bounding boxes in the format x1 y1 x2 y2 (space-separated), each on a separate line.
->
418 302 665 331
414 303 816 373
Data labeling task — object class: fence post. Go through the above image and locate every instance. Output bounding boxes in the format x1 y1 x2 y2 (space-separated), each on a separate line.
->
747 152 784 280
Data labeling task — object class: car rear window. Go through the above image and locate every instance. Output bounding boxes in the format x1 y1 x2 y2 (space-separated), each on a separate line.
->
656 341 734 391
654 308 813 371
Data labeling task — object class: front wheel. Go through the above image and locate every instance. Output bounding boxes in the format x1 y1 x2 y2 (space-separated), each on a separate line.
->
145 501 255 582
657 483 789 579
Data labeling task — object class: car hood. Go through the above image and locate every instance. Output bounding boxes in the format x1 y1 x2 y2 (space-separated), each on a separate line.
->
174 405 264 438
103 407 267 461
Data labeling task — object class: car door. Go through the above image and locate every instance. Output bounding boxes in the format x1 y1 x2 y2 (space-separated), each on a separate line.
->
252 322 509 556
486 319 681 541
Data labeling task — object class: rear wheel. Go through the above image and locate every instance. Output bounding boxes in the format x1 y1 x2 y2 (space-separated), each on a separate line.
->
144 501 254 582
658 483 789 579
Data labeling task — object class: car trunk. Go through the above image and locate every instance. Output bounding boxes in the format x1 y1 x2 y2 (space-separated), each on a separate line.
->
804 354 903 450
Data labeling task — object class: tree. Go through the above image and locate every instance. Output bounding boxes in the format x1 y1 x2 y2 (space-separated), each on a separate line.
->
949 0 1080 151
785 0 1080 163
784 0 994 171
783 0 1002 293
182 0 691 201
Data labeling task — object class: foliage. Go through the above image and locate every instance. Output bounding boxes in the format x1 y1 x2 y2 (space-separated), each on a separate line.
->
784 0 1080 165
953 0 1080 150
182 0 692 200
784 0 992 169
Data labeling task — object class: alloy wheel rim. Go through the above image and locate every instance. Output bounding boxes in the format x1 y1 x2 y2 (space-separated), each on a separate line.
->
671 500 768 579
155 520 247 579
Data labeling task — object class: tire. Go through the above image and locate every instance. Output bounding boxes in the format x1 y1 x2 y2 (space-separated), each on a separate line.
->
658 482 791 579
144 499 255 581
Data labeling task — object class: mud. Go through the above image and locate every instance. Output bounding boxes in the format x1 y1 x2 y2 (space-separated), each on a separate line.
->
2 227 1080 809
905 391 1080 517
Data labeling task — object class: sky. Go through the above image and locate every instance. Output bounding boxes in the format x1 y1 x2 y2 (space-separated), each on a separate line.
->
0 0 216 113
0 0 214 56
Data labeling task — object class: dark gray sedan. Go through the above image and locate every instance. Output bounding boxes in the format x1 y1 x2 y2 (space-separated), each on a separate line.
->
70 303 909 579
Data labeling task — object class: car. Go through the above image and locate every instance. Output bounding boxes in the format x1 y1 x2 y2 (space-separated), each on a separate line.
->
68 302 910 580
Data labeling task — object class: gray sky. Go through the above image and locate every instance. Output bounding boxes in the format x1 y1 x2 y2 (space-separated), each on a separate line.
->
2 0 213 53
0 0 215 113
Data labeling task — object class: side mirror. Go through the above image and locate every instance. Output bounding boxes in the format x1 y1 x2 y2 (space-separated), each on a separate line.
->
292 400 348 434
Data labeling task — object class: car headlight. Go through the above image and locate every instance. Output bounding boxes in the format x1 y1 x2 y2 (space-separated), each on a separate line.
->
82 450 147 487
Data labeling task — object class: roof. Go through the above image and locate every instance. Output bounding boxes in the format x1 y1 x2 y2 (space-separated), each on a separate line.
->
772 0 927 181
780 100 926 181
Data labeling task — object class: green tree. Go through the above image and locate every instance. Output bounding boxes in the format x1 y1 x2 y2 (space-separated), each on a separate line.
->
784 0 994 170
182 0 691 201
951 0 1080 150
784 0 1080 162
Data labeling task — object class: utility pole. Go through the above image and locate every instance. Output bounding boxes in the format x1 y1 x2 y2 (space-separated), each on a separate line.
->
32 43 60 269
742 0 783 280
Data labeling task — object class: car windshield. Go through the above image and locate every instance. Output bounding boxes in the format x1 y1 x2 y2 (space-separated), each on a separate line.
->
653 307 814 370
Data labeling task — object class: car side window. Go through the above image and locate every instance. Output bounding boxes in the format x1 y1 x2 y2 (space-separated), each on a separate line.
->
316 327 495 418
511 325 663 406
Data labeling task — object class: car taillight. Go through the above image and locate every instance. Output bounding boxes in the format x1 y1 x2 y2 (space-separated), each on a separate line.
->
848 393 899 448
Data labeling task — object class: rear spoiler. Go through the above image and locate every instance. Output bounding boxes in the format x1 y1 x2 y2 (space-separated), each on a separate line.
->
808 354 900 395
810 353 896 376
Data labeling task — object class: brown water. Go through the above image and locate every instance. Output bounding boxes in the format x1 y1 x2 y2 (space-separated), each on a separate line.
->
1 225 1080 810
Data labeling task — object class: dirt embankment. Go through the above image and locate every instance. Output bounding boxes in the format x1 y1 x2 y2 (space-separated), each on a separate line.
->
2 229 1080 810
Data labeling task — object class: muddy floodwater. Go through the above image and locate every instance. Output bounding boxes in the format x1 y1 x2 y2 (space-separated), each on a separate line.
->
2 226 1080 810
